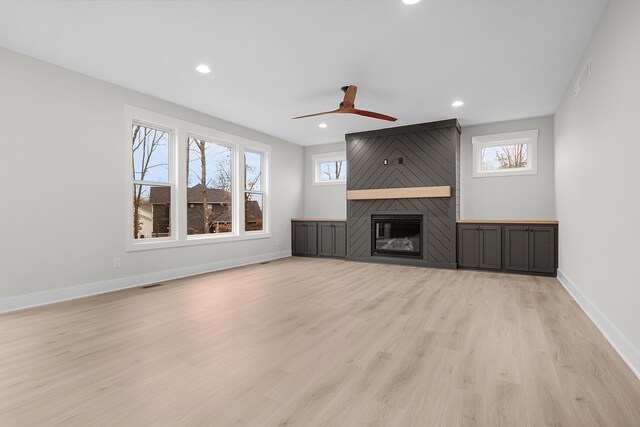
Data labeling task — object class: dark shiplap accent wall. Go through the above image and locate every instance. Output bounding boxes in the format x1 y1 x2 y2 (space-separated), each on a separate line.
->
346 120 461 268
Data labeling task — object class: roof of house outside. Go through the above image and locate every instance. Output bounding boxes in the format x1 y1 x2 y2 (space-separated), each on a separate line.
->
148 185 262 223
150 184 230 204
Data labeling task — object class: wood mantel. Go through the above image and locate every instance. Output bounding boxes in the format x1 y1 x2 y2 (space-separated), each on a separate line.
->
457 219 559 225
346 186 451 201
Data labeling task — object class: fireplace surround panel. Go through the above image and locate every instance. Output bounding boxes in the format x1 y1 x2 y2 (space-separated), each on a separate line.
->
346 119 461 268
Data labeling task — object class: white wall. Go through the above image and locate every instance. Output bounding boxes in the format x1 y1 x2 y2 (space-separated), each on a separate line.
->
303 142 347 218
460 116 556 220
555 0 640 370
0 47 304 303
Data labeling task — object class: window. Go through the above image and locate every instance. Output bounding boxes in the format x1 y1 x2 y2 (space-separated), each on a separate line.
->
472 130 538 177
131 123 173 240
187 137 233 235
244 151 264 232
126 106 270 251
313 152 347 185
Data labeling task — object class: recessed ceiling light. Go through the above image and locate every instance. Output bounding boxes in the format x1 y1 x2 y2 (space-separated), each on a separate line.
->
318 123 328 128
196 64 211 74
402 0 421 4
452 100 464 107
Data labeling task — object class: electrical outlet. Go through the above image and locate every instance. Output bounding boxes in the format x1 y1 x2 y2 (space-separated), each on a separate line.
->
113 257 121 268
275 238 280 248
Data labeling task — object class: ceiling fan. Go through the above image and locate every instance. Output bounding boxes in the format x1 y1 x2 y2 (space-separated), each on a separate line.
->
292 85 397 122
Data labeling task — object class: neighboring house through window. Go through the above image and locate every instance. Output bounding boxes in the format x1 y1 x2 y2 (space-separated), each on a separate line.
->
244 151 265 232
126 106 270 251
186 137 233 235
131 123 173 240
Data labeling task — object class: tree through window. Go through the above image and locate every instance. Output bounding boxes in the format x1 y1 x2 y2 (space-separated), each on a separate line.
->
244 151 264 232
472 130 538 178
131 124 171 239
186 138 232 235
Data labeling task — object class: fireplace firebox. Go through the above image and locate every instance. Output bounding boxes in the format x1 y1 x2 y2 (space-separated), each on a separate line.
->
371 215 423 258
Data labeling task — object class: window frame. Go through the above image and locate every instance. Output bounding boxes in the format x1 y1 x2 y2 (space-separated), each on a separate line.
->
243 149 267 234
130 120 176 244
471 129 539 178
312 151 347 186
185 134 236 239
125 105 271 252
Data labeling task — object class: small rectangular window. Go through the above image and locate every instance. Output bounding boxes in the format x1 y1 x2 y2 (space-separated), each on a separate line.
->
472 130 538 177
313 152 347 185
132 124 172 239
186 137 233 235
244 151 265 232
318 160 346 181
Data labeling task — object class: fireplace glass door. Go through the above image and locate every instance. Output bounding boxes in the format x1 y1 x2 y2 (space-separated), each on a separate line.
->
372 215 422 258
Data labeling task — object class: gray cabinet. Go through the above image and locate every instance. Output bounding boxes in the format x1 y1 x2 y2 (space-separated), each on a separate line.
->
318 222 346 258
504 225 556 274
459 223 557 276
479 226 502 270
457 225 501 270
291 222 317 256
504 226 529 272
292 221 346 258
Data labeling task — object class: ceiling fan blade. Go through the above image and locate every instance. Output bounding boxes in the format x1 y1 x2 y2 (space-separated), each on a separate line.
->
292 109 341 120
352 108 398 122
342 85 358 108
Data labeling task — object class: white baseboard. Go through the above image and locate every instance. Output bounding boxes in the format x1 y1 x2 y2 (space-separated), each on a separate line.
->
0 250 292 314
557 269 640 380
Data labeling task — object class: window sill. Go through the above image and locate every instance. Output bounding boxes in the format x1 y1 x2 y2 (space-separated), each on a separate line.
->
126 232 271 252
472 168 537 178
312 180 346 186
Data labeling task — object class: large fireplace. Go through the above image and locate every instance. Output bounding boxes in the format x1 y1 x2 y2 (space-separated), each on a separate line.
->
372 215 423 258
347 119 460 268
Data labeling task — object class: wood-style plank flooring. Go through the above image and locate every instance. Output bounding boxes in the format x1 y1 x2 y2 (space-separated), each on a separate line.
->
1 257 639 426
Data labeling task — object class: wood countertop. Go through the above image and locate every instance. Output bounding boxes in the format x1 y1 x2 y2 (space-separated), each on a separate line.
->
291 218 347 222
457 219 559 225
292 218 557 224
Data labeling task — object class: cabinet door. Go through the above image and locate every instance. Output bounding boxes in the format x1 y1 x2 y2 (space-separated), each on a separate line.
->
529 226 556 274
332 222 346 258
318 223 334 257
479 226 502 270
304 223 318 255
504 226 529 272
292 223 307 255
457 225 480 268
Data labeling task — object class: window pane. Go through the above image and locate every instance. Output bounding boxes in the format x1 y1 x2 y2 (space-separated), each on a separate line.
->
187 138 232 235
480 144 528 171
318 160 346 181
245 151 262 191
132 124 170 182
133 184 171 239
245 193 263 232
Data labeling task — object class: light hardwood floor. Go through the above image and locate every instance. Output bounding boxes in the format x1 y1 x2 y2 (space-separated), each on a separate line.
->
1 257 639 426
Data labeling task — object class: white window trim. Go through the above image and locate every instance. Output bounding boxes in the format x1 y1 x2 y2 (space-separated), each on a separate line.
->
244 148 267 235
472 129 538 178
185 134 236 240
312 151 347 186
125 105 271 252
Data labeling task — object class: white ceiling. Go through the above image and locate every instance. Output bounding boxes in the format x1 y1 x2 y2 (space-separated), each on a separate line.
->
0 0 608 146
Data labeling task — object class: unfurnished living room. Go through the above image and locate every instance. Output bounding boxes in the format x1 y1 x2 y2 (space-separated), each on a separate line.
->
1 0 639 425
